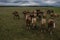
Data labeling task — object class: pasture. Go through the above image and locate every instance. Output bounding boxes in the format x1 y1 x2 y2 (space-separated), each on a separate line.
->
0 7 60 40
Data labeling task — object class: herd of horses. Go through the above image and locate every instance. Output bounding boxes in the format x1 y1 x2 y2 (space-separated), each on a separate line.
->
12 9 60 35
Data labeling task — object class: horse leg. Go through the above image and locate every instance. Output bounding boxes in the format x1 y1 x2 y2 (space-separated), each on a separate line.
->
32 23 36 30
44 25 46 33
17 15 20 19
26 23 31 32
13 15 16 19
49 28 53 35
50 31 52 35
41 25 44 32
41 27 43 32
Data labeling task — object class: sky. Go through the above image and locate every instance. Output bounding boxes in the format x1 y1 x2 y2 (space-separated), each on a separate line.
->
0 0 60 6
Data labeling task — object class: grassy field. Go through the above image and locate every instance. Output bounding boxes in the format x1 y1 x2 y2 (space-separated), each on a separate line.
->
0 7 60 40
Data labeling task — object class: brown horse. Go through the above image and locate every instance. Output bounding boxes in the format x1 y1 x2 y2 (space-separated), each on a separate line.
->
36 10 43 21
23 11 27 17
23 10 30 19
47 9 54 14
31 10 37 29
26 15 32 30
43 12 47 18
48 18 55 35
12 11 20 19
50 13 60 18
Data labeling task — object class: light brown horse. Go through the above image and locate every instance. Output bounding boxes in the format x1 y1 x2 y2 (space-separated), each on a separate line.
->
26 15 32 30
40 16 47 32
31 10 37 29
51 13 60 17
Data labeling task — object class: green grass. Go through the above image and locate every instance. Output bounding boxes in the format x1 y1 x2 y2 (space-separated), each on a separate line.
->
0 7 60 40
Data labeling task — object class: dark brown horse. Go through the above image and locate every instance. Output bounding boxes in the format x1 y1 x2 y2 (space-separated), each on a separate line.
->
47 9 54 14
12 11 20 19
36 9 42 20
48 18 55 35
23 10 30 20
